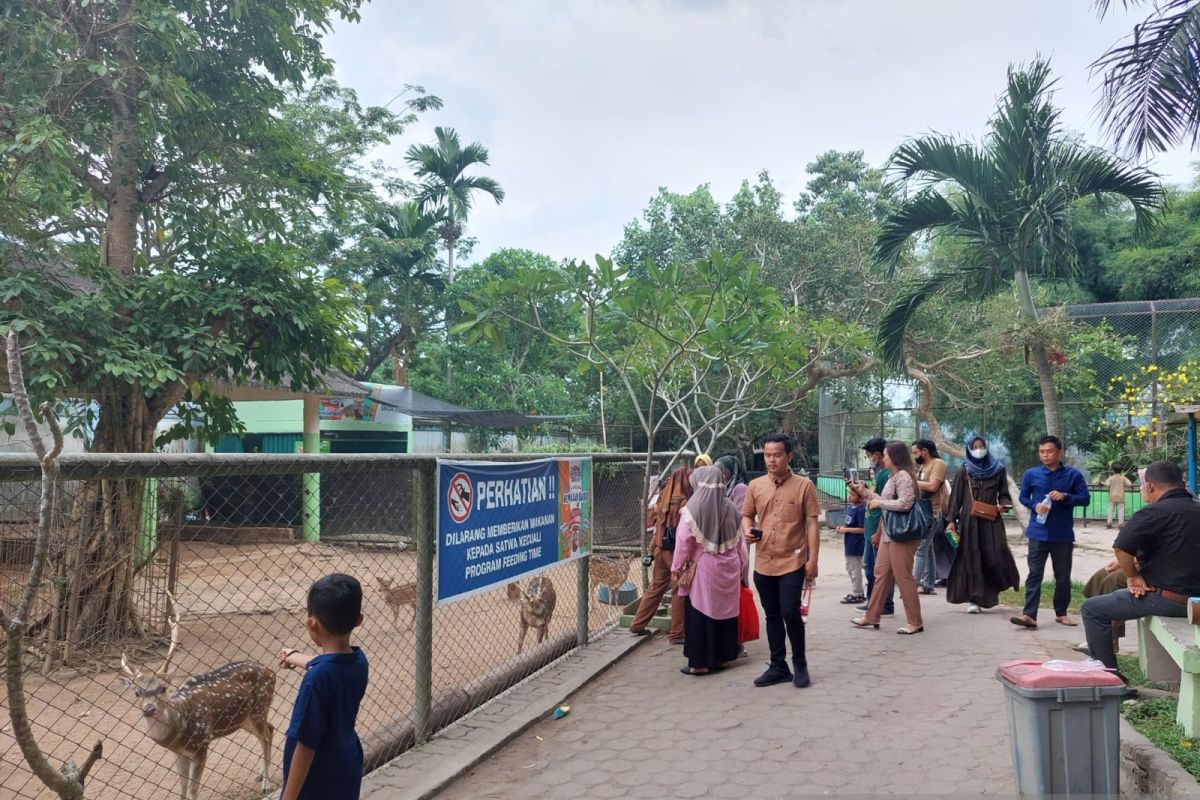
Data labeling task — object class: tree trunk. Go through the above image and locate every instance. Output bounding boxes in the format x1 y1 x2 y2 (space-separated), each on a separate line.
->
1013 269 1063 438
57 386 161 660
103 73 140 275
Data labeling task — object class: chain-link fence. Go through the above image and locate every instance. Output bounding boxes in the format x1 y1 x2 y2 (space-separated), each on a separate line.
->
0 452 655 799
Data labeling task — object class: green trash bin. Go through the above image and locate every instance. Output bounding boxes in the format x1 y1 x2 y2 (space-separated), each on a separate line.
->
996 660 1128 798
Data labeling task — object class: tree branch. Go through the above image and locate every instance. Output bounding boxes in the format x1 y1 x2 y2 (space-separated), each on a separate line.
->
4 329 101 800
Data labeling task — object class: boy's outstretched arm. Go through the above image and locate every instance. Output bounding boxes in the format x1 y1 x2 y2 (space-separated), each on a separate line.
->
282 742 315 800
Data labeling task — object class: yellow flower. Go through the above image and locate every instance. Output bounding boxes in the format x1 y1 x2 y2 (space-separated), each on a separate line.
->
1148 365 1159 372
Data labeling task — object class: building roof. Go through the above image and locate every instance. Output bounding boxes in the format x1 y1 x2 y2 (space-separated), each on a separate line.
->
379 386 572 429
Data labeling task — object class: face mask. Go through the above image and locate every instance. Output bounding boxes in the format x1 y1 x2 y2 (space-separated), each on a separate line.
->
970 448 987 459
914 455 926 465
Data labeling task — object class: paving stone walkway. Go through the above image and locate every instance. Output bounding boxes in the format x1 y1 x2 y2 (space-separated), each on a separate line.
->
368 526 1121 798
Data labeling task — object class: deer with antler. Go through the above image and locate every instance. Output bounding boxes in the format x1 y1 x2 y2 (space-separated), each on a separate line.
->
118 597 276 800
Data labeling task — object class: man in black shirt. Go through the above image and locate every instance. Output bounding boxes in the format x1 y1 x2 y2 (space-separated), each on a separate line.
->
1082 460 1200 671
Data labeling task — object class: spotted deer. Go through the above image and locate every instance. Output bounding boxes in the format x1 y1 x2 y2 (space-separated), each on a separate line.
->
376 577 417 627
118 598 275 800
517 575 557 654
588 553 636 604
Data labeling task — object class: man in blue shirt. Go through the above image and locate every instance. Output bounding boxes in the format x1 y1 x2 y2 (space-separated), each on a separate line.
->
1012 435 1091 629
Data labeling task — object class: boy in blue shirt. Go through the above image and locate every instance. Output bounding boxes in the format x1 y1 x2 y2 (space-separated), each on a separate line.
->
836 486 867 604
277 573 370 800
1013 436 1090 629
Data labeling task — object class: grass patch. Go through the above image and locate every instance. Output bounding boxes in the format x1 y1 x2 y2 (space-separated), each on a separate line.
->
1118 654 1176 691
1122 697 1200 781
1117 654 1146 685
998 580 1086 613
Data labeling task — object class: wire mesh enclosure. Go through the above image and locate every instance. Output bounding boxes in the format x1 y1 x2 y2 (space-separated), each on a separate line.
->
0 452 655 799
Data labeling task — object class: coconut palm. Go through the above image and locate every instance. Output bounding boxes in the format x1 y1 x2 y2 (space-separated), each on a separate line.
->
875 59 1163 437
405 126 505 283
1093 0 1200 156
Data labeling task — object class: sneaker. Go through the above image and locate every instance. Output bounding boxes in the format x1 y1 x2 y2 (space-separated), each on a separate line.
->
855 601 868 611
1072 641 1091 654
792 665 811 688
967 603 981 614
753 662 793 688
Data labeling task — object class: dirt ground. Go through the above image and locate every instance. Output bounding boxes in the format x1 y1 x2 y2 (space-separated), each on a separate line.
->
0 541 625 799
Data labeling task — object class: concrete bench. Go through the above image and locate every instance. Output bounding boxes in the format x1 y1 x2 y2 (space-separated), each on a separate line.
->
1138 615 1200 735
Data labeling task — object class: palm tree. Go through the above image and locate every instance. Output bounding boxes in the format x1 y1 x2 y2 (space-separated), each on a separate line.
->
348 201 444 383
1093 0 1200 156
405 126 505 283
875 60 1163 438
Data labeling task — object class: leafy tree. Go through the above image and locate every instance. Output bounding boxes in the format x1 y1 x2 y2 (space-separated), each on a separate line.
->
333 201 444 383
0 2 436 452
411 249 591 417
1093 0 1200 155
406 126 505 284
456 251 866 521
0 0 431 651
875 59 1163 438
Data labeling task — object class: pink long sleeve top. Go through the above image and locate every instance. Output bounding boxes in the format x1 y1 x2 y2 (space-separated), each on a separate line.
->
670 516 748 621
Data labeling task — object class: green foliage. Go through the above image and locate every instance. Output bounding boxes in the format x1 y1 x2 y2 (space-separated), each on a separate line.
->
457 246 867 461
875 59 1164 369
412 249 592 417
1122 697 1200 780
998 580 1086 612
0 1 432 450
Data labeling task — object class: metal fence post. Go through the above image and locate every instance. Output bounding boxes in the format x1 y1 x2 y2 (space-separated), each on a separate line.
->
414 460 435 745
577 555 589 647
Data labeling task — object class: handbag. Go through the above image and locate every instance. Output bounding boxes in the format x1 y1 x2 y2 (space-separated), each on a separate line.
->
660 525 677 551
737 586 760 643
884 489 932 543
966 475 1000 522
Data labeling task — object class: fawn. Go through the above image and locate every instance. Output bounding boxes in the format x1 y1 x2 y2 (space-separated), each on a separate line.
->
588 553 636 604
118 597 275 800
376 577 417 627
517 575 557 654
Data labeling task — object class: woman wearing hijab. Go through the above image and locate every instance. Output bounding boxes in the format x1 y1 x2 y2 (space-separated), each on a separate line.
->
945 435 1021 614
715 453 749 510
671 465 749 675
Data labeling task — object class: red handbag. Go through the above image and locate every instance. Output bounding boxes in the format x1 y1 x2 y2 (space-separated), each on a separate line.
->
737 586 760 643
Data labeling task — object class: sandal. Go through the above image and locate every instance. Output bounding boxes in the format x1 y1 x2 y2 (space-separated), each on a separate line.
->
1009 615 1038 630
840 593 864 604
897 626 924 635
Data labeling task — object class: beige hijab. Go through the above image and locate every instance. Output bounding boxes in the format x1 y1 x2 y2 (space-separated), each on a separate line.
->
680 465 741 554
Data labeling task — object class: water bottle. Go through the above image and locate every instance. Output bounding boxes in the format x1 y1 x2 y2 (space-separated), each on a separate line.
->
1036 494 1052 524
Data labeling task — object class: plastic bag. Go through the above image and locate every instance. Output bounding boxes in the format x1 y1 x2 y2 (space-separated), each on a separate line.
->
1042 658 1107 672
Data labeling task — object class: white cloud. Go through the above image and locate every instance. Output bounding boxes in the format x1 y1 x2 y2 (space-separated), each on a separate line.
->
325 0 1197 264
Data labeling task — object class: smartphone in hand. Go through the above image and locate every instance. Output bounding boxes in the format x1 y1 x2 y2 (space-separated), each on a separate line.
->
750 527 763 540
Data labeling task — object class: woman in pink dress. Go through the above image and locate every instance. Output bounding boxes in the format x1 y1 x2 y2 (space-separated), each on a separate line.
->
671 465 749 675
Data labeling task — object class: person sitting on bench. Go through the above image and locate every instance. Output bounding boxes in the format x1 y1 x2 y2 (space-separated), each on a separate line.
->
1081 460 1200 674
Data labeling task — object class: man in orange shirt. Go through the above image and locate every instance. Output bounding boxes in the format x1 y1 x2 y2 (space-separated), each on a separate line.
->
742 433 821 688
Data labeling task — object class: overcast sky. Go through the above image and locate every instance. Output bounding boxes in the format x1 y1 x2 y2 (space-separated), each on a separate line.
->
325 0 1198 265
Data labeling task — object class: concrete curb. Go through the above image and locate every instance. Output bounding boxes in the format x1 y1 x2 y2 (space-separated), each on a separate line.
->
1120 715 1200 797
360 631 650 800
